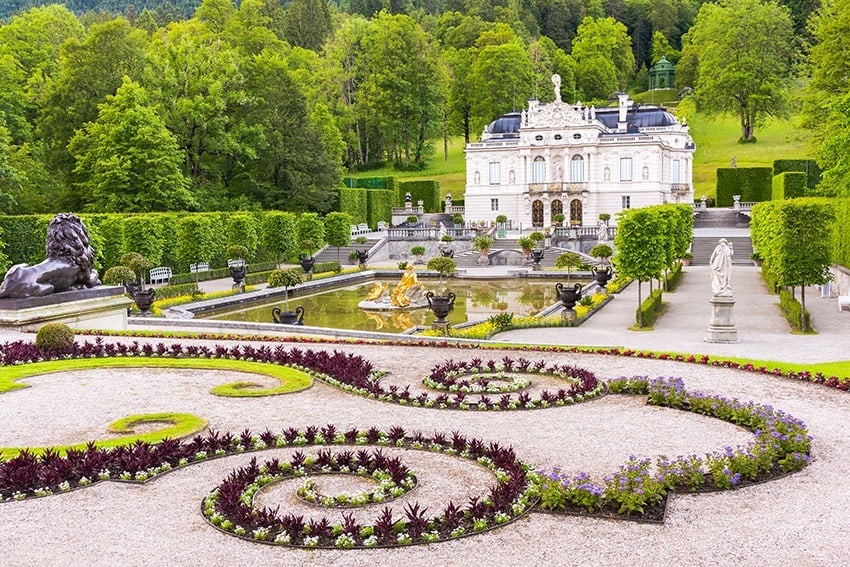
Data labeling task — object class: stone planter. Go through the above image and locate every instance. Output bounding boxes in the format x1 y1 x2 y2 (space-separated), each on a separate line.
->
272 305 305 325
593 265 613 289
299 256 315 274
555 282 583 310
229 265 247 291
132 288 156 314
426 291 456 327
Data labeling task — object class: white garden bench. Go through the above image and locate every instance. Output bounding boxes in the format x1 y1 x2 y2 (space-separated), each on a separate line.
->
377 221 388 231
357 222 370 234
838 295 850 312
149 266 172 285
189 262 210 274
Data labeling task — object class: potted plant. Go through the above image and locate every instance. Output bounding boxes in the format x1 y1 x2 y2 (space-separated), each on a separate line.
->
598 213 611 225
425 257 458 328
269 268 305 325
555 252 584 310
439 234 455 257
410 245 426 264
495 214 508 238
681 252 694 266
589 243 614 289
226 245 248 291
452 213 464 227
473 235 493 265
553 213 565 227
119 252 155 312
102 265 136 294
517 236 535 258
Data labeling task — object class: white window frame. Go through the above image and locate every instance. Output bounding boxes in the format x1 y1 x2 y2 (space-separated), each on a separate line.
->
489 162 501 185
532 157 546 184
570 155 584 182
619 157 633 182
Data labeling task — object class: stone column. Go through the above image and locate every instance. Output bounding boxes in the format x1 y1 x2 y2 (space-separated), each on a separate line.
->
705 296 739 343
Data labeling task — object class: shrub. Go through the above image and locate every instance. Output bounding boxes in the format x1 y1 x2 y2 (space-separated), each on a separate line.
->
495 214 508 224
268 269 303 289
779 289 811 332
452 214 464 224
102 266 136 286
410 245 426 256
589 244 613 263
553 213 565 224
473 235 493 251
635 289 663 328
517 237 535 252
426 256 457 278
529 231 545 243
406 215 418 224
227 245 249 260
441 234 454 242
35 323 74 354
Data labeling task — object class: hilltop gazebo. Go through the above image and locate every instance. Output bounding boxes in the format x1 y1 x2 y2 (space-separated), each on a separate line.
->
649 56 676 90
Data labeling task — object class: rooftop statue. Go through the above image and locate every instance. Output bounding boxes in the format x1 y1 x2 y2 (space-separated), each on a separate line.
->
0 213 101 298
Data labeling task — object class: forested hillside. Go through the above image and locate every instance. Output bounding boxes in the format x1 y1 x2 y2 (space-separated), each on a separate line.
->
0 0 845 217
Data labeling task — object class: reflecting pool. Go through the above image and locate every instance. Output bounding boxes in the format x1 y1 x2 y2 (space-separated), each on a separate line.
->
200 278 580 333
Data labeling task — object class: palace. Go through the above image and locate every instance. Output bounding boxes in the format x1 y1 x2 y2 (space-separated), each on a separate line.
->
463 76 695 228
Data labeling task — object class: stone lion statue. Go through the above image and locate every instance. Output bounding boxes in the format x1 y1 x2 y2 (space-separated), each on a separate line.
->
0 213 101 298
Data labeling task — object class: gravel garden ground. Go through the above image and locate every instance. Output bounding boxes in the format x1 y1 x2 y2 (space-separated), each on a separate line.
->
0 265 848 566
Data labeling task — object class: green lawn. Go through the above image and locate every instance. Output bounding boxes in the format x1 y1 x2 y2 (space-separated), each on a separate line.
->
689 113 812 199
347 111 812 203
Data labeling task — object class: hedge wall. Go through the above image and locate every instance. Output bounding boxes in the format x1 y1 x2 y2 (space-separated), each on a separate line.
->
830 198 850 269
716 167 773 207
338 188 368 224
343 177 388 189
773 159 821 190
398 180 440 212
772 172 806 200
366 189 392 229
0 215 50 266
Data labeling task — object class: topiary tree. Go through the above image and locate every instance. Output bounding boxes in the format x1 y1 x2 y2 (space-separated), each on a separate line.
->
473 235 493 252
589 243 613 265
517 236 535 256
226 213 259 262
176 215 215 273
119 252 153 285
426 256 457 293
324 211 352 265
613 208 667 326
261 212 298 267
102 266 136 286
268 268 303 311
297 212 325 256
555 252 583 283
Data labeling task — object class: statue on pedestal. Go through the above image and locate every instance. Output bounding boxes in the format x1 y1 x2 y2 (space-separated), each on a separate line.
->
709 238 733 297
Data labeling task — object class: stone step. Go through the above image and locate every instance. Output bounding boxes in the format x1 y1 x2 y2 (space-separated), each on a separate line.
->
691 236 752 265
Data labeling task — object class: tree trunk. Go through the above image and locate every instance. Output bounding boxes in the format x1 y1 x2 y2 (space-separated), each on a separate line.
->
800 286 807 332
637 280 643 327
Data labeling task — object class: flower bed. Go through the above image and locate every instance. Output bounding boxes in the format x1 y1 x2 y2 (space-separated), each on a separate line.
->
536 376 812 521
203 430 536 548
418 358 603 409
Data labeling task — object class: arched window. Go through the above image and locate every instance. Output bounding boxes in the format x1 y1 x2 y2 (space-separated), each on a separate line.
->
570 155 584 182
570 199 583 225
532 157 546 184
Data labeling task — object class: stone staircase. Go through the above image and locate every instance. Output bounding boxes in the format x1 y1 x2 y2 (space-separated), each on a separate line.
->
693 209 750 229
313 243 372 266
691 236 753 266
453 237 575 269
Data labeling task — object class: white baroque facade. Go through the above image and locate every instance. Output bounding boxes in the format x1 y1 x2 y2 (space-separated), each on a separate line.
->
464 81 695 228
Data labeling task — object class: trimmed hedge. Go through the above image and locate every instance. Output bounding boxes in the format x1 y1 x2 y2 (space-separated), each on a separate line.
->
0 214 49 266
773 159 821 190
636 289 663 328
313 261 341 274
779 289 811 332
664 262 684 291
367 189 392 229
338 188 368 225
343 177 388 189
151 283 201 300
169 261 278 285
716 167 773 207
772 172 806 200
399 180 440 212
830 198 850 269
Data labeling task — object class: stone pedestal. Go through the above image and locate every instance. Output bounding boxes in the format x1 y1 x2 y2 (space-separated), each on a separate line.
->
705 295 739 343
0 286 131 332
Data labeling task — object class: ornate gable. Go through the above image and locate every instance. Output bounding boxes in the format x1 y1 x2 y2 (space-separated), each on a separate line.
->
525 101 586 129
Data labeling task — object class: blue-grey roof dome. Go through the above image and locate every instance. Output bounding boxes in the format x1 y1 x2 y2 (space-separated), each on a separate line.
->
484 112 521 137
595 107 678 129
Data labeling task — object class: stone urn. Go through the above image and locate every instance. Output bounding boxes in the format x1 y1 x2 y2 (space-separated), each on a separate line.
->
426 290 456 326
229 265 247 291
441 248 454 258
555 282 582 310
356 250 369 267
272 305 305 325
593 265 613 289
133 287 156 315
530 249 544 267
299 255 316 278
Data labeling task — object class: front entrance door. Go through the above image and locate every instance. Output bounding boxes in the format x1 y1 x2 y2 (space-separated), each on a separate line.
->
532 200 544 227
551 200 563 222
570 199 583 225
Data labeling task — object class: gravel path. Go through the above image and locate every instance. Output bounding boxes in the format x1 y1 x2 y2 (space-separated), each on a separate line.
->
0 338 849 566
